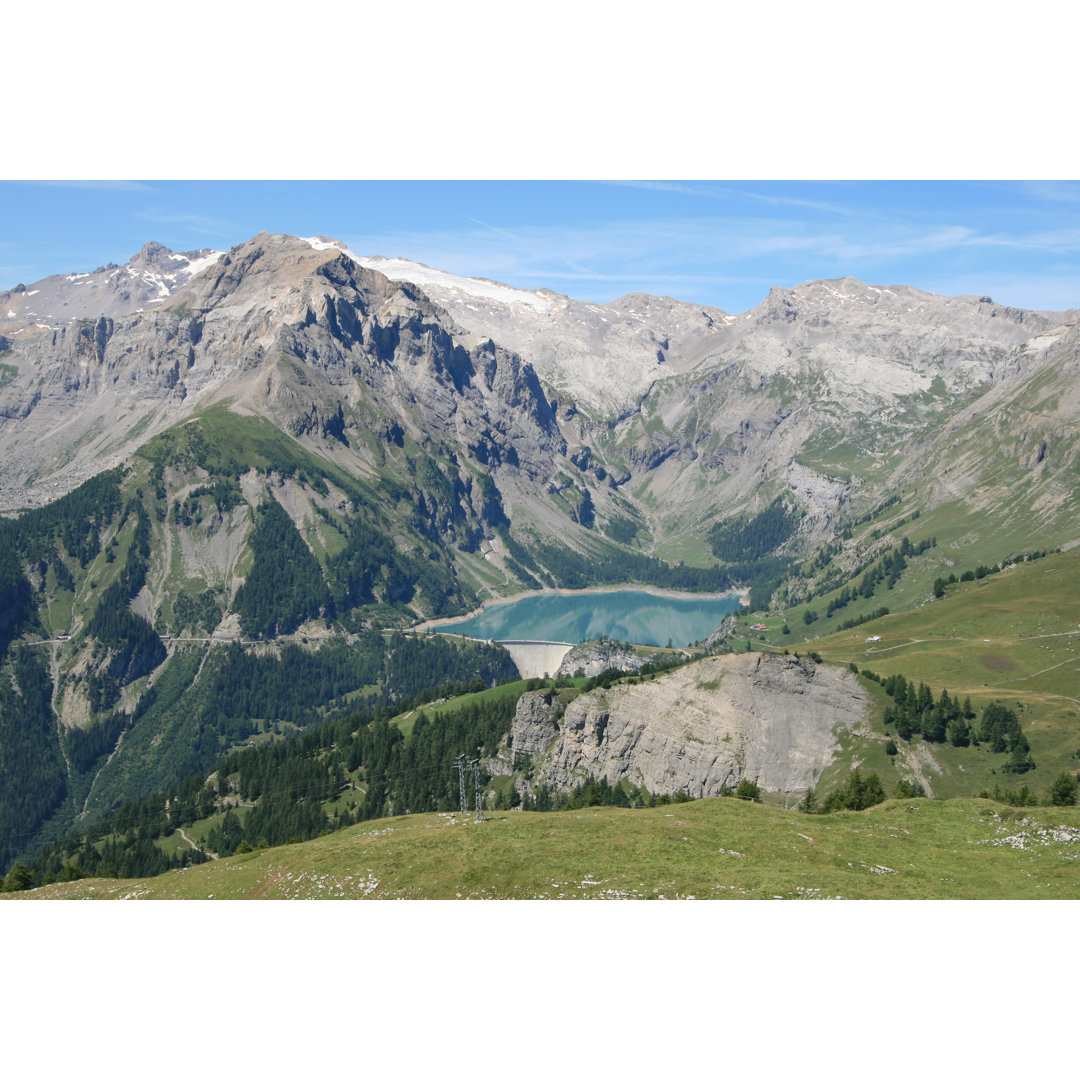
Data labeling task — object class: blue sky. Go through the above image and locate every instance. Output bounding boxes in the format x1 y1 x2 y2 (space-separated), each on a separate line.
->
4 3 1078 315
3 180 1080 314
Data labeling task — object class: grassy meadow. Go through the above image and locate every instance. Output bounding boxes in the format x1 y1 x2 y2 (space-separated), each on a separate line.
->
9 796 1080 900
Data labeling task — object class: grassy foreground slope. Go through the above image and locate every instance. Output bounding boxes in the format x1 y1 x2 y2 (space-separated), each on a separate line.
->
10 797 1080 900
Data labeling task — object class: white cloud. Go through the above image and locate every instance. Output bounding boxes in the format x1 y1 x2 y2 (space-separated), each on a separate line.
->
1020 181 1080 204
597 181 866 216
962 228 1080 254
132 210 237 238
817 226 979 260
600 181 720 198
342 216 993 285
30 180 155 192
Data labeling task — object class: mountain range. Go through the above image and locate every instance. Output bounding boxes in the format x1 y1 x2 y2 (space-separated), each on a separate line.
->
1 230 1078 871
3 232 1076 555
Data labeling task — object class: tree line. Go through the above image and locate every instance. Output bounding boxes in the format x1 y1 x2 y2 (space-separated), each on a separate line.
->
861 668 1036 773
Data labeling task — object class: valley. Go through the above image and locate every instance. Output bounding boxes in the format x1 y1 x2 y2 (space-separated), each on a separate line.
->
1 231 1079 896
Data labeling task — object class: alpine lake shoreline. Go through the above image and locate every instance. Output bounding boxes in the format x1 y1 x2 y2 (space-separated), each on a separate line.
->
410 584 749 648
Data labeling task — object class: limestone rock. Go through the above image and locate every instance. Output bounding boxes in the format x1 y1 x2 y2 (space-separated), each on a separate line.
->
555 638 659 678
509 690 563 759
704 616 739 652
515 653 868 798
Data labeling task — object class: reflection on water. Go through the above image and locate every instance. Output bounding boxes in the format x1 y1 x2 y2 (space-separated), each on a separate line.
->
434 590 742 648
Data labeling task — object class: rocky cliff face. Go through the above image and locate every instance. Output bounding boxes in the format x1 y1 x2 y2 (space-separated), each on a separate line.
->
3 232 1080 580
507 653 868 797
0 234 568 536
555 638 660 678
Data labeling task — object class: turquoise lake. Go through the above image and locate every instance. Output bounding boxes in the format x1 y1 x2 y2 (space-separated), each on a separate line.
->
433 590 742 648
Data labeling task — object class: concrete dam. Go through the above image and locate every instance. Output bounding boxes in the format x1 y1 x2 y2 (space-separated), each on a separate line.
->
495 640 575 679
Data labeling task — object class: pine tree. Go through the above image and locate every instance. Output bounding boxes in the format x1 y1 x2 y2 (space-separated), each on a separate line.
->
923 705 947 743
1049 772 1079 806
946 717 970 747
864 773 886 805
4 862 34 892
917 682 934 712
734 778 761 802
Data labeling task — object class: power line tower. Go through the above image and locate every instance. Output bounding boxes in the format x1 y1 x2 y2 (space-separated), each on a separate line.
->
453 754 467 814
469 756 485 823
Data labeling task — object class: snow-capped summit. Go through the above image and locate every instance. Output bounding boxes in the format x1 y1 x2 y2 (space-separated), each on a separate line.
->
0 242 223 329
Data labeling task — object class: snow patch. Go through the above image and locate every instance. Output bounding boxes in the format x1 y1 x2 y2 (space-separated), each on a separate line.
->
361 256 553 312
1025 334 1059 352
301 236 552 312
304 237 350 253
180 251 224 280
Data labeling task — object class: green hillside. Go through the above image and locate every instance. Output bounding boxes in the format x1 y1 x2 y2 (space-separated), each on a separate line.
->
9 797 1080 900
704 546 1080 803
812 546 1080 698
806 546 1080 795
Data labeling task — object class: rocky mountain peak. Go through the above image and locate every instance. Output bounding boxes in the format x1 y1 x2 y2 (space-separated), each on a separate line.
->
0 240 224 332
131 240 187 272
166 231 339 312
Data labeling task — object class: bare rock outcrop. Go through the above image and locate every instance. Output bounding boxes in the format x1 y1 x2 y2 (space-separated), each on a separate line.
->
510 690 563 759
704 616 739 652
510 652 868 798
555 638 659 678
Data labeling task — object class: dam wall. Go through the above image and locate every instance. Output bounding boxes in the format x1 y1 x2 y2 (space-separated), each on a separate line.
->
497 640 574 679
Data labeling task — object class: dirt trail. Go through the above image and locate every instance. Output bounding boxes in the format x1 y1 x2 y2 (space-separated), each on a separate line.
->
189 639 218 685
177 827 218 860
862 637 959 656
250 869 286 900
